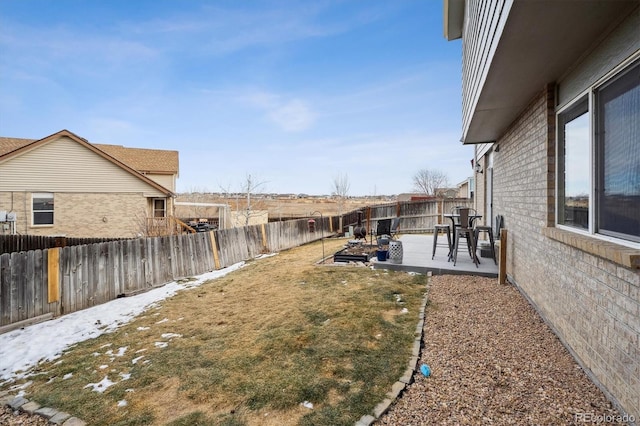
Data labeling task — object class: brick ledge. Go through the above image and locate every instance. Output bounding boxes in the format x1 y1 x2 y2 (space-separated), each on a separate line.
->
542 227 640 270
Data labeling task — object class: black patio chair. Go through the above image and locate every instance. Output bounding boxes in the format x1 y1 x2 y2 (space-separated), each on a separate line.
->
452 207 479 267
375 218 392 241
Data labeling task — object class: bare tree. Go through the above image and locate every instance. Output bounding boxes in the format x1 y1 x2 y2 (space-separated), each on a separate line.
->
237 173 268 227
412 168 449 196
332 173 350 216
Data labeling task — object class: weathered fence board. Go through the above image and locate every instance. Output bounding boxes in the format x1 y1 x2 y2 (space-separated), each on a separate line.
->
0 254 10 325
0 235 128 255
12 252 25 322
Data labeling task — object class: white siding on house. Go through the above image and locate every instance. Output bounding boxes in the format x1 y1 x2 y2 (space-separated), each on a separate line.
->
476 142 493 160
144 173 175 192
462 0 512 138
0 136 166 196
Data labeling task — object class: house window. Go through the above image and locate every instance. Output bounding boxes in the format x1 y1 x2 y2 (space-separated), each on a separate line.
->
558 98 589 230
33 193 54 225
557 59 640 243
153 199 166 218
595 63 640 241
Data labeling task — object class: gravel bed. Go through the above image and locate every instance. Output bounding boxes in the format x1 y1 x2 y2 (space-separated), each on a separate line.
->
379 275 628 425
0 406 49 426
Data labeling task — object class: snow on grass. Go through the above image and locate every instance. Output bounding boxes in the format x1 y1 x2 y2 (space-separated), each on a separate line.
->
0 263 244 385
160 333 182 339
131 356 144 365
84 376 116 393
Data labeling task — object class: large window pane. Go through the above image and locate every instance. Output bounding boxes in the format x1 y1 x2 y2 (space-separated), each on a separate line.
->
596 62 640 242
558 99 590 230
33 212 54 225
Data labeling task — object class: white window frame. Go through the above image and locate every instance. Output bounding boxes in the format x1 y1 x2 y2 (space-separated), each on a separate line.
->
32 192 54 227
556 55 640 249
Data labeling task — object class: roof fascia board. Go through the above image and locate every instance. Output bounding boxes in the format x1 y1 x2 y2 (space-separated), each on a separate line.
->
444 0 465 41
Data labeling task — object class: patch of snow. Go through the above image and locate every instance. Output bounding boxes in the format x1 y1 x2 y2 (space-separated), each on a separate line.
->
255 253 278 259
0 263 244 384
105 347 128 358
84 376 115 393
161 333 182 339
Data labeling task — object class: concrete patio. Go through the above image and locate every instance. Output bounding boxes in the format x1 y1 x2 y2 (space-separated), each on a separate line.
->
371 234 498 277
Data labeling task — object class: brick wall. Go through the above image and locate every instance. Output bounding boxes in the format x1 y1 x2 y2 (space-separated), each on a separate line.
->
492 87 640 419
0 192 149 238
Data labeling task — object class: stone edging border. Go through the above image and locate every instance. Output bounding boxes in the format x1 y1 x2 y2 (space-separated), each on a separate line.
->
0 390 86 425
355 271 431 426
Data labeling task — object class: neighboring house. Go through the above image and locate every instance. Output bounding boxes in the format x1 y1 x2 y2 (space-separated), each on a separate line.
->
0 129 179 238
456 177 473 199
445 0 639 420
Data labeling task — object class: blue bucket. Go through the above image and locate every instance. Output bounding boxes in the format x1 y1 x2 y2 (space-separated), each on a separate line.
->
376 250 388 261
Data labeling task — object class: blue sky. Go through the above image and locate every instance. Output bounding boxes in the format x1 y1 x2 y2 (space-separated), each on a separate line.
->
0 0 471 196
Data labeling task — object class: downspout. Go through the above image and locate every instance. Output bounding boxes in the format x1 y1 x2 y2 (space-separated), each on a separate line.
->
24 190 28 234
474 145 479 212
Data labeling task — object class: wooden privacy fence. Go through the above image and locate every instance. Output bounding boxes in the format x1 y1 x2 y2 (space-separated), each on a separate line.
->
349 199 473 236
0 218 329 332
0 199 476 332
0 234 127 256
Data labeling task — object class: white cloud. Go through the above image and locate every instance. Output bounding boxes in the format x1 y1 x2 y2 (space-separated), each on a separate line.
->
268 99 315 132
244 91 316 132
125 3 373 55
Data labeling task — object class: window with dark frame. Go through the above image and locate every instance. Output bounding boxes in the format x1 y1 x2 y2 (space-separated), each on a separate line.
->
33 193 54 225
557 59 640 244
153 198 166 218
595 61 640 242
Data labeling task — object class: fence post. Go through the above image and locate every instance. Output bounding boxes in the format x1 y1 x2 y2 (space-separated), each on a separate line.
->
261 223 268 252
47 248 60 303
208 231 220 270
498 230 507 285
